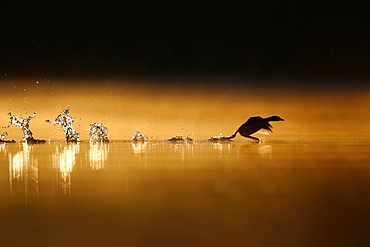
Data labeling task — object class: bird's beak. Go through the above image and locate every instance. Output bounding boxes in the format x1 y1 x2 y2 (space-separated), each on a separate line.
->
281 119 285 121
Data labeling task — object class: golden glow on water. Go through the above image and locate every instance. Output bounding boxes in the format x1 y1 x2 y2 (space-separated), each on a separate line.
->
1 79 370 246
88 143 109 170
1 140 370 246
52 143 80 194
9 144 31 180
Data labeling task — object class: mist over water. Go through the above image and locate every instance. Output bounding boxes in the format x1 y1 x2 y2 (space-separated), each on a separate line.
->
1 79 369 142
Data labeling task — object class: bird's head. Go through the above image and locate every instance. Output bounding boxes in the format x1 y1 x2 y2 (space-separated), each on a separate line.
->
265 116 284 122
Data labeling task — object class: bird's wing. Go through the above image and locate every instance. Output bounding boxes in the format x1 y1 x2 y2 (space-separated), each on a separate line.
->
258 127 272 135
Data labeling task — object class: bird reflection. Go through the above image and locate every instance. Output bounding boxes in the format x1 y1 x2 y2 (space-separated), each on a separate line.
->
52 143 80 195
88 142 109 170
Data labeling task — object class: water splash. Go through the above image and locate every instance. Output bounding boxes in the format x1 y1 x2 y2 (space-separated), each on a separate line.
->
132 131 149 142
0 132 15 143
167 135 194 142
185 135 194 142
167 136 184 142
0 132 7 141
46 109 80 142
87 123 109 142
207 135 234 142
8 111 45 143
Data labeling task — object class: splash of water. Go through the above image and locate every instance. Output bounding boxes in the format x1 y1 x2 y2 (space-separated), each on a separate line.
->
132 131 149 142
88 123 109 142
46 109 80 142
167 135 194 142
207 135 234 142
8 111 45 143
167 136 184 142
185 135 194 142
0 132 15 143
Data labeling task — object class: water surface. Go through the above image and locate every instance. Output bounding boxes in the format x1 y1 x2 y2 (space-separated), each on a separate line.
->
1 137 370 247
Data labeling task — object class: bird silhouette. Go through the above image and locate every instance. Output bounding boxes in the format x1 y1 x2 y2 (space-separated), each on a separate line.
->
227 116 284 142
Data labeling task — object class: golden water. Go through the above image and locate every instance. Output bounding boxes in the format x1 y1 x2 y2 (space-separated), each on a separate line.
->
1 80 370 246
1 140 370 246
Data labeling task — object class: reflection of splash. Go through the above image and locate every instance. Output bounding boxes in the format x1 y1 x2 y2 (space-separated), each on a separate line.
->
9 144 38 179
88 123 109 142
88 142 109 170
8 143 39 203
8 111 45 143
132 142 148 154
52 143 80 194
170 142 195 162
211 142 232 154
46 109 80 142
132 142 149 169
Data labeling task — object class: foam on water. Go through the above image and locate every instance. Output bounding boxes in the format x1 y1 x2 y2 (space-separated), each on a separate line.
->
46 109 80 142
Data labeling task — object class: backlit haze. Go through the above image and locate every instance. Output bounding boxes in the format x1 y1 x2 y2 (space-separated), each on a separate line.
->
1 78 369 142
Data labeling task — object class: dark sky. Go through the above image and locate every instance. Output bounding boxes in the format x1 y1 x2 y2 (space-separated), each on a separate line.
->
1 1 369 82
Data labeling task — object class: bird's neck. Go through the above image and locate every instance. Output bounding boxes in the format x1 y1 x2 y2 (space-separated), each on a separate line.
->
264 116 282 122
264 116 275 122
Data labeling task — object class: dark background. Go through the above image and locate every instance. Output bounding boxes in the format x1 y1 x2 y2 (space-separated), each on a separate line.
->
1 1 369 85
